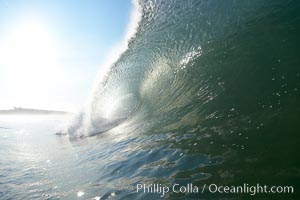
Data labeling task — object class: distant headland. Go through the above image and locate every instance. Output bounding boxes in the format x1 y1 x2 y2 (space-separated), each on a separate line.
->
0 107 69 115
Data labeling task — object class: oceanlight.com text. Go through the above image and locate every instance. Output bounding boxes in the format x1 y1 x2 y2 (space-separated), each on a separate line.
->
207 183 294 196
136 183 294 197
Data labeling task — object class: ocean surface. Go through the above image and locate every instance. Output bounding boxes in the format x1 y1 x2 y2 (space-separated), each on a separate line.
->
1 0 300 199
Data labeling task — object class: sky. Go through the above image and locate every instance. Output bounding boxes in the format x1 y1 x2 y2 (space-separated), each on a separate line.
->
0 0 132 111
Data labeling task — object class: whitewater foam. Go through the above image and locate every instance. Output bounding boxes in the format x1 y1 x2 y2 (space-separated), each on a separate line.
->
67 0 142 138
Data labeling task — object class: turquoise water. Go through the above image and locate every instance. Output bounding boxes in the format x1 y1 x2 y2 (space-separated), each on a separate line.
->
1 0 300 199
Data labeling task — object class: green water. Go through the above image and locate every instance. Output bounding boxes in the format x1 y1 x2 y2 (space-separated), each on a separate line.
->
1 0 299 199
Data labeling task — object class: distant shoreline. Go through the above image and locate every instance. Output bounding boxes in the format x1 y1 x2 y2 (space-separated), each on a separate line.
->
0 108 69 115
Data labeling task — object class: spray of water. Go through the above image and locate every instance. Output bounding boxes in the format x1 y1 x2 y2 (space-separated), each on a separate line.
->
65 0 142 138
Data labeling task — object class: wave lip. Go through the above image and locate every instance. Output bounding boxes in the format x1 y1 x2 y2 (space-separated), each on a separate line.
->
66 0 142 138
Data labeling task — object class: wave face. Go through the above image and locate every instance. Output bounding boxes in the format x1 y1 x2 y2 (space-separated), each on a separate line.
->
66 0 300 197
70 0 300 137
